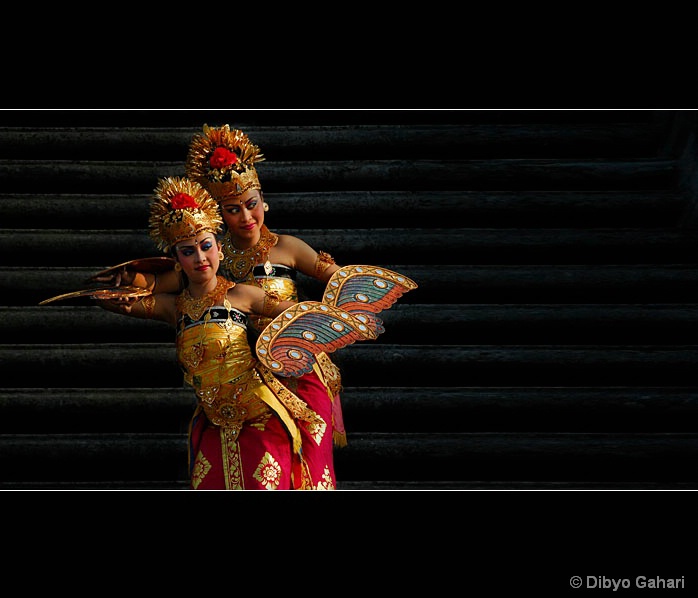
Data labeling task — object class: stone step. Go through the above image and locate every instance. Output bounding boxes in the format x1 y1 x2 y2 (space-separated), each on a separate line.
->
0 190 684 230
0 431 694 487
333 432 698 484
0 433 186 482
0 479 692 490
2 344 698 387
3 228 697 269
6 265 698 306
1 386 696 433
0 158 676 193
0 122 667 160
5 304 698 345
0 111 691 491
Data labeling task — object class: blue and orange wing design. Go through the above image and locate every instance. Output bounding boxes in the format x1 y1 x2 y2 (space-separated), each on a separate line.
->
322 265 418 335
256 301 379 377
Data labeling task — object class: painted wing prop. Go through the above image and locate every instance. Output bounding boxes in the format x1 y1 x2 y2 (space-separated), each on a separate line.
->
255 302 379 377
322 265 418 336
256 265 417 377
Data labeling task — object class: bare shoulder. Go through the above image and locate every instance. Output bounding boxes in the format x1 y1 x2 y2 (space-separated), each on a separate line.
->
271 234 315 270
275 233 312 252
226 282 265 312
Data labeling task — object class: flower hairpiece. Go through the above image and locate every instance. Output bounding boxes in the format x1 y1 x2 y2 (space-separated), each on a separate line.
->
185 124 265 199
148 176 223 253
170 192 199 210
209 147 238 170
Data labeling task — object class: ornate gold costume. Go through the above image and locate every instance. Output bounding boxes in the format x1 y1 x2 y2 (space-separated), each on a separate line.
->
224 250 347 446
220 224 279 282
177 276 329 489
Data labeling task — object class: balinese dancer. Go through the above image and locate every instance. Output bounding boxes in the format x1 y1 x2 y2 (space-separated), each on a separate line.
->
95 125 349 469
184 124 347 455
95 176 331 489
78 176 418 489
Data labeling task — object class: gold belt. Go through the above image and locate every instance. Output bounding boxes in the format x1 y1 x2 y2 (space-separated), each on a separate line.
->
195 369 269 429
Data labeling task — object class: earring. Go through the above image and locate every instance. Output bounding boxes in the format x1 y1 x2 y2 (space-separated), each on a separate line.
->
219 252 224 261
263 202 269 212
174 262 182 272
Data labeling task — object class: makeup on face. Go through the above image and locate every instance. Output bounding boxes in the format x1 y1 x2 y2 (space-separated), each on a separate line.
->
176 234 217 258
220 192 263 216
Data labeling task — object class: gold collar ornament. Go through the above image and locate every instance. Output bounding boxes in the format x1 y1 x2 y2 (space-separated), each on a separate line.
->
221 224 279 282
176 275 234 321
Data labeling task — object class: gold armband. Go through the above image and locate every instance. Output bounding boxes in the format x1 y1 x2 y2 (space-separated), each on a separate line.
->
261 290 281 317
138 294 156 319
314 251 336 278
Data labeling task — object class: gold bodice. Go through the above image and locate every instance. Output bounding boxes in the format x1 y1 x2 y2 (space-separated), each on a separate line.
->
174 281 323 451
176 304 272 430
219 257 300 329
248 267 298 329
177 306 257 389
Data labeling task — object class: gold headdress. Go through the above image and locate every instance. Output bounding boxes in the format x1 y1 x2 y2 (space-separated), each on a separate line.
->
148 176 223 253
185 124 266 200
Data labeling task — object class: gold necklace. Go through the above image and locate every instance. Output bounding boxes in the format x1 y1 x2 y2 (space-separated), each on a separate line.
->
222 224 279 282
177 276 232 321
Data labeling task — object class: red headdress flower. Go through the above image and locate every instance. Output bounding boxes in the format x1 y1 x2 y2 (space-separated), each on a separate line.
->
170 192 199 210
209 146 238 170
185 124 265 201
148 177 223 253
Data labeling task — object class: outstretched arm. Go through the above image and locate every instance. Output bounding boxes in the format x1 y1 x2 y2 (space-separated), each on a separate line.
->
95 292 177 326
229 283 296 319
90 259 184 294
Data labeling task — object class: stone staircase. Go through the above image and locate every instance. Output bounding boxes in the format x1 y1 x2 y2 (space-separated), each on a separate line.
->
1 109 697 490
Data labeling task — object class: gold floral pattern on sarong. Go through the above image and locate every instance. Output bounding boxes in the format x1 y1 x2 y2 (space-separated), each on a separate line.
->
314 465 335 490
221 427 243 489
191 451 212 489
253 452 282 490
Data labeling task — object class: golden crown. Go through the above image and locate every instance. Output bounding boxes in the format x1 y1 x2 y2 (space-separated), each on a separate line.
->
185 124 266 200
148 176 223 253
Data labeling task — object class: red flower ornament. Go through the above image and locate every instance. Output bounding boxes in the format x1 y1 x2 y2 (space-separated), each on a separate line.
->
209 146 238 169
170 192 199 209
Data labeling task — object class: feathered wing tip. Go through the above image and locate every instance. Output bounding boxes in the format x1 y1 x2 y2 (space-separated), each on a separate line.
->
255 301 380 377
322 265 417 333
351 311 385 336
